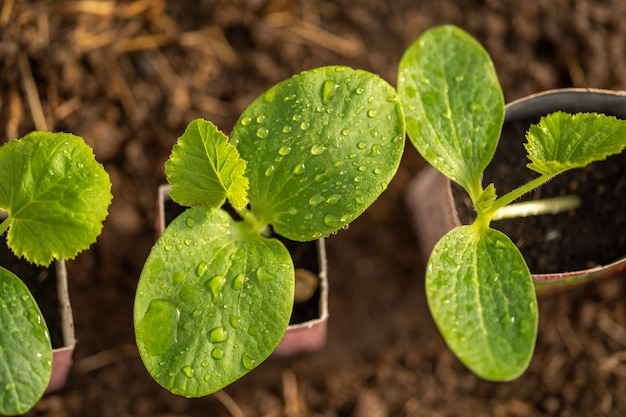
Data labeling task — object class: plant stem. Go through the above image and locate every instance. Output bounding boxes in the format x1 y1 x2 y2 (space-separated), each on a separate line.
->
491 195 581 221
488 174 552 217
237 208 269 236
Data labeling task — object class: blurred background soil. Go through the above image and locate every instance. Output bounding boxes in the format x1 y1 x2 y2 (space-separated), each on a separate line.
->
2 0 626 416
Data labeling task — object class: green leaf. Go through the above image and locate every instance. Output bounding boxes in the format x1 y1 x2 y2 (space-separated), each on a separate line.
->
0 267 52 416
231 66 405 241
525 112 626 176
134 206 294 397
166 119 249 210
426 226 538 381
0 131 112 266
397 25 504 201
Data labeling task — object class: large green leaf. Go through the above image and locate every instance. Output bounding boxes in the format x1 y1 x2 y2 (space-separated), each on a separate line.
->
0 267 52 416
426 226 538 381
231 66 405 241
134 206 294 397
525 112 626 176
397 25 504 200
166 119 249 210
0 131 112 265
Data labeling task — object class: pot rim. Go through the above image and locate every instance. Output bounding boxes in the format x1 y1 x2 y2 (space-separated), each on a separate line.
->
451 88 626 282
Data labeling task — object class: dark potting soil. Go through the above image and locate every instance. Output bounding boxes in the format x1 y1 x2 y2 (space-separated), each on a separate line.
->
453 116 626 274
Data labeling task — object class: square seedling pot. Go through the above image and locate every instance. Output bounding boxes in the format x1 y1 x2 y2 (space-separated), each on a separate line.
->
407 88 626 289
156 184 328 356
0 236 76 394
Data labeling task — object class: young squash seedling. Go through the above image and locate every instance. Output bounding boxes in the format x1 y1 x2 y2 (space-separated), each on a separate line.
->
397 25 626 381
134 66 405 397
0 131 112 415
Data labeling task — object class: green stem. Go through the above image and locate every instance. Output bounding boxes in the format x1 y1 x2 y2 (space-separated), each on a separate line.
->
488 174 552 217
238 208 270 236
491 194 581 221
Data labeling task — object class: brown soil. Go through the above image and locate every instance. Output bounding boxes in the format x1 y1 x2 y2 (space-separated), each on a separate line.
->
2 1 626 416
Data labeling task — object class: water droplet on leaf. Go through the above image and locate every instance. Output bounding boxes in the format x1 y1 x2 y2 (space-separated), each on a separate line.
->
321 79 339 104
209 326 228 343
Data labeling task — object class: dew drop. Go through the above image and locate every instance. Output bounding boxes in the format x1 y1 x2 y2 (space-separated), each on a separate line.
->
357 141 366 150
321 79 340 104
278 145 291 156
355 87 364 95
196 262 208 277
323 214 339 228
292 163 306 175
369 144 381 156
209 326 228 343
325 194 342 205
314 169 330 183
211 347 225 360
367 108 377 118
310 144 326 155
206 275 226 301
182 366 194 378
300 121 310 130
186 216 195 228
282 125 292 133
179 285 198 302
309 194 325 206
256 266 276 286
173 272 185 284
263 88 276 102
264 165 275 177
232 273 246 291
256 127 269 138
341 128 350 136
136 299 180 356
242 353 255 370
184 238 192 246
229 314 241 329
248 324 259 336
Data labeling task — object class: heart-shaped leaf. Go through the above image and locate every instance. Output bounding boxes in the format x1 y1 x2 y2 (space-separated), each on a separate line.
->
0 131 112 265
397 25 504 201
426 226 538 381
0 267 52 416
134 206 294 397
166 119 249 210
525 111 626 176
231 66 405 241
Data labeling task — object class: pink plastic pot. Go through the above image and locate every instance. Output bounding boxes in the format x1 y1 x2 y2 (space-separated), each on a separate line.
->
156 184 328 356
47 260 76 393
406 88 626 288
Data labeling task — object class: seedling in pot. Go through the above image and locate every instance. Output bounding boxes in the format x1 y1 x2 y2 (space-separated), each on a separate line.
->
134 66 405 397
0 131 112 415
397 25 626 381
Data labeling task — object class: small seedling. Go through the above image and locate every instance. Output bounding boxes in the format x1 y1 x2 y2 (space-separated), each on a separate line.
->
397 25 626 380
134 66 405 397
0 131 112 415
